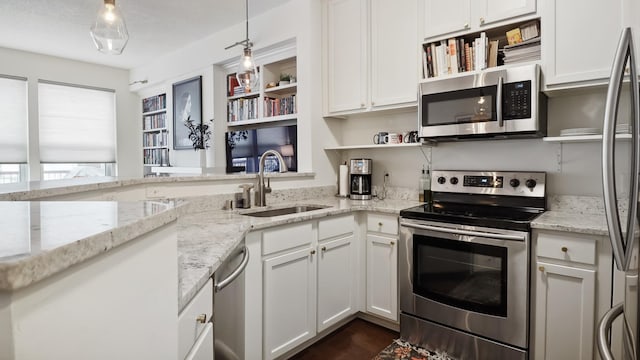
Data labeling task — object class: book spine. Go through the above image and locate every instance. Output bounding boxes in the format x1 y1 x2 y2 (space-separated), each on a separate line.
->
431 43 438 77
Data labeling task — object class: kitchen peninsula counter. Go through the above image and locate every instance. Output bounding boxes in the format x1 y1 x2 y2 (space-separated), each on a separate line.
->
0 195 420 312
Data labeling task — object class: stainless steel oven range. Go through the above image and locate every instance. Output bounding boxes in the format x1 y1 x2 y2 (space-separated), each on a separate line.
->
399 170 546 360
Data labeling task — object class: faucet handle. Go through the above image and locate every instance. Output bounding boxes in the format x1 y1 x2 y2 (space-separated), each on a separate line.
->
264 178 272 194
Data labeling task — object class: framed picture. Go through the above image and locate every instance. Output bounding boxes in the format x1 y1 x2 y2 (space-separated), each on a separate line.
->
172 76 202 150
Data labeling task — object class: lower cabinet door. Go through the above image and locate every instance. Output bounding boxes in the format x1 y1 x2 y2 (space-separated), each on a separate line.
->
366 233 398 321
534 261 595 360
317 235 356 332
184 322 213 360
263 247 317 359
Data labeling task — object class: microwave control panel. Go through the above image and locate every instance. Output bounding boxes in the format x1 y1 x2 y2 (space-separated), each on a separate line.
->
502 80 531 120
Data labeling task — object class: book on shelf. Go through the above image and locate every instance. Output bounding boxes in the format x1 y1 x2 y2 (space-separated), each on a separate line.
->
142 94 166 113
502 37 540 64
227 75 240 97
505 21 540 45
448 38 459 74
488 39 499 68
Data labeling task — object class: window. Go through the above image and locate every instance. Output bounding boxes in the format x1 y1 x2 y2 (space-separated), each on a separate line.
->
0 76 28 183
38 81 116 180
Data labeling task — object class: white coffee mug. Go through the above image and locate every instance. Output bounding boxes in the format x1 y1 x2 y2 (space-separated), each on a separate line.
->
387 133 401 144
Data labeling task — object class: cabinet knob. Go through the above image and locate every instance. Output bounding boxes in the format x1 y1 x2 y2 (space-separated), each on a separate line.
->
464 23 469 29
321 246 327 252
561 246 568 252
378 222 383 227
371 101 375 106
196 314 207 324
310 250 316 255
390 241 395 246
538 266 545 272
361 103 365 108
479 17 485 24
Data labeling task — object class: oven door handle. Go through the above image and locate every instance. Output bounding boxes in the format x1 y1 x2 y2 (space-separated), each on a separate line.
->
400 221 526 242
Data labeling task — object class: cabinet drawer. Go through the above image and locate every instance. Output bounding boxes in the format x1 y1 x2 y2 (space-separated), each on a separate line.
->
178 278 213 360
367 213 398 235
318 214 354 241
262 222 313 256
537 231 597 265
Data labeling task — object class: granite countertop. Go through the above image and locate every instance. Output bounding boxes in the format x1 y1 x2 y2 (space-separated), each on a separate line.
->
0 200 179 291
177 197 421 310
0 194 420 312
531 210 609 236
0 172 314 201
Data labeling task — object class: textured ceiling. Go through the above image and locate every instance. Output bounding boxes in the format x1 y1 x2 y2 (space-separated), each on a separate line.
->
0 0 290 69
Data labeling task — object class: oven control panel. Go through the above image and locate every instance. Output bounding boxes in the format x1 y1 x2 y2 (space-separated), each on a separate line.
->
431 170 545 197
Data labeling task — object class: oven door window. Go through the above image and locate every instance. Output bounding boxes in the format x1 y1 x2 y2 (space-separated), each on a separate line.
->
421 85 497 126
413 234 507 317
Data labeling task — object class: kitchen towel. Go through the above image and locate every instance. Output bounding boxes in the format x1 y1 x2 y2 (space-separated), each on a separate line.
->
339 164 348 196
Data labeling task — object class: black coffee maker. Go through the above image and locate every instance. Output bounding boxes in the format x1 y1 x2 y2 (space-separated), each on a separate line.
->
349 158 372 200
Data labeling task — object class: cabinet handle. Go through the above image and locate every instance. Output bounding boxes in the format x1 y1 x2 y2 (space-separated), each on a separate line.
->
538 266 545 272
561 246 568 252
310 250 316 255
196 314 207 324
479 17 485 25
390 241 395 246
464 23 469 29
321 246 327 252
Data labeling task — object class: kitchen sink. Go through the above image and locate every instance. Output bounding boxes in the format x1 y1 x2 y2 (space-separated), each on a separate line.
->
241 205 330 217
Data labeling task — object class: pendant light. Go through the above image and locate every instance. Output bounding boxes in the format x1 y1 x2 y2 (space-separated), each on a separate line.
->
89 0 129 55
225 0 259 92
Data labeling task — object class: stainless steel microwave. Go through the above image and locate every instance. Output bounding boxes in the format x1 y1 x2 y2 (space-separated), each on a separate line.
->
419 64 547 140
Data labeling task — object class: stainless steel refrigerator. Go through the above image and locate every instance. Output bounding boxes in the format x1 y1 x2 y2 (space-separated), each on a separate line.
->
598 27 640 360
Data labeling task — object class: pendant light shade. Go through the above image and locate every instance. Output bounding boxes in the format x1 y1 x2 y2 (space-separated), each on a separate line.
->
227 0 259 91
236 48 259 92
90 0 129 55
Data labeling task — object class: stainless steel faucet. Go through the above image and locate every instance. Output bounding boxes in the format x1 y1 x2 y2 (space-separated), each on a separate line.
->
255 149 288 207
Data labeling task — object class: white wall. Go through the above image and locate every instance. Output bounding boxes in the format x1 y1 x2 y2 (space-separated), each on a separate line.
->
337 89 609 197
0 47 140 179
130 0 332 188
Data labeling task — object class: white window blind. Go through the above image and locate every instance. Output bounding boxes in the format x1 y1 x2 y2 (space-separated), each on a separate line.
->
0 76 28 163
38 81 116 163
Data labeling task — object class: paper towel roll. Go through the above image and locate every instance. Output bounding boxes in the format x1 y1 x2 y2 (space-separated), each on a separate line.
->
339 164 349 196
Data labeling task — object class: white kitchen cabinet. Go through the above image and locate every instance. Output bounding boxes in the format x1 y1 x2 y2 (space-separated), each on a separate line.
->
323 0 417 116
260 214 356 359
317 214 357 332
532 230 613 360
421 0 536 40
178 279 213 360
534 261 595 360
541 0 627 90
184 323 214 360
366 213 399 322
324 0 367 114
263 245 317 360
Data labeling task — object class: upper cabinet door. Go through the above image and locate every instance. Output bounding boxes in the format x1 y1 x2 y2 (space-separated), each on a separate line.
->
542 0 625 89
324 0 368 114
423 0 471 40
370 0 418 108
477 0 536 28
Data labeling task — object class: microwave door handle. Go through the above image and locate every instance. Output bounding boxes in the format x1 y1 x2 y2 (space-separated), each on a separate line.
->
497 76 504 127
603 27 633 271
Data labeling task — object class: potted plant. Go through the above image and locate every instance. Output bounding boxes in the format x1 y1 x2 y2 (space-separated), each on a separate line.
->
279 73 291 86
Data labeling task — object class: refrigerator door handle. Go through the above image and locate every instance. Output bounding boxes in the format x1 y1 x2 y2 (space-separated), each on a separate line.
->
597 303 624 360
603 27 638 271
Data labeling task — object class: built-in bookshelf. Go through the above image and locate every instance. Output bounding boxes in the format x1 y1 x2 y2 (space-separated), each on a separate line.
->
420 19 540 81
142 93 169 176
226 56 297 128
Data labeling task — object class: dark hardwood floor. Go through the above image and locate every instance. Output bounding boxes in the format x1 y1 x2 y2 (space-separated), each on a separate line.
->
290 319 399 360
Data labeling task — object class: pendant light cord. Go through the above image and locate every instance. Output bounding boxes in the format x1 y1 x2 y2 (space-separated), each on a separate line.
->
245 0 249 44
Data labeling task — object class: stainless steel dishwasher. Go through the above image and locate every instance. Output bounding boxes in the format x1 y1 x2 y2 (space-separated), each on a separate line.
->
213 241 249 360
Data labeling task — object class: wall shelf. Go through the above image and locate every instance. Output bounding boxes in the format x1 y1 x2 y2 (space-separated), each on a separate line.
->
265 83 297 95
543 134 631 143
227 114 297 128
324 142 430 150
